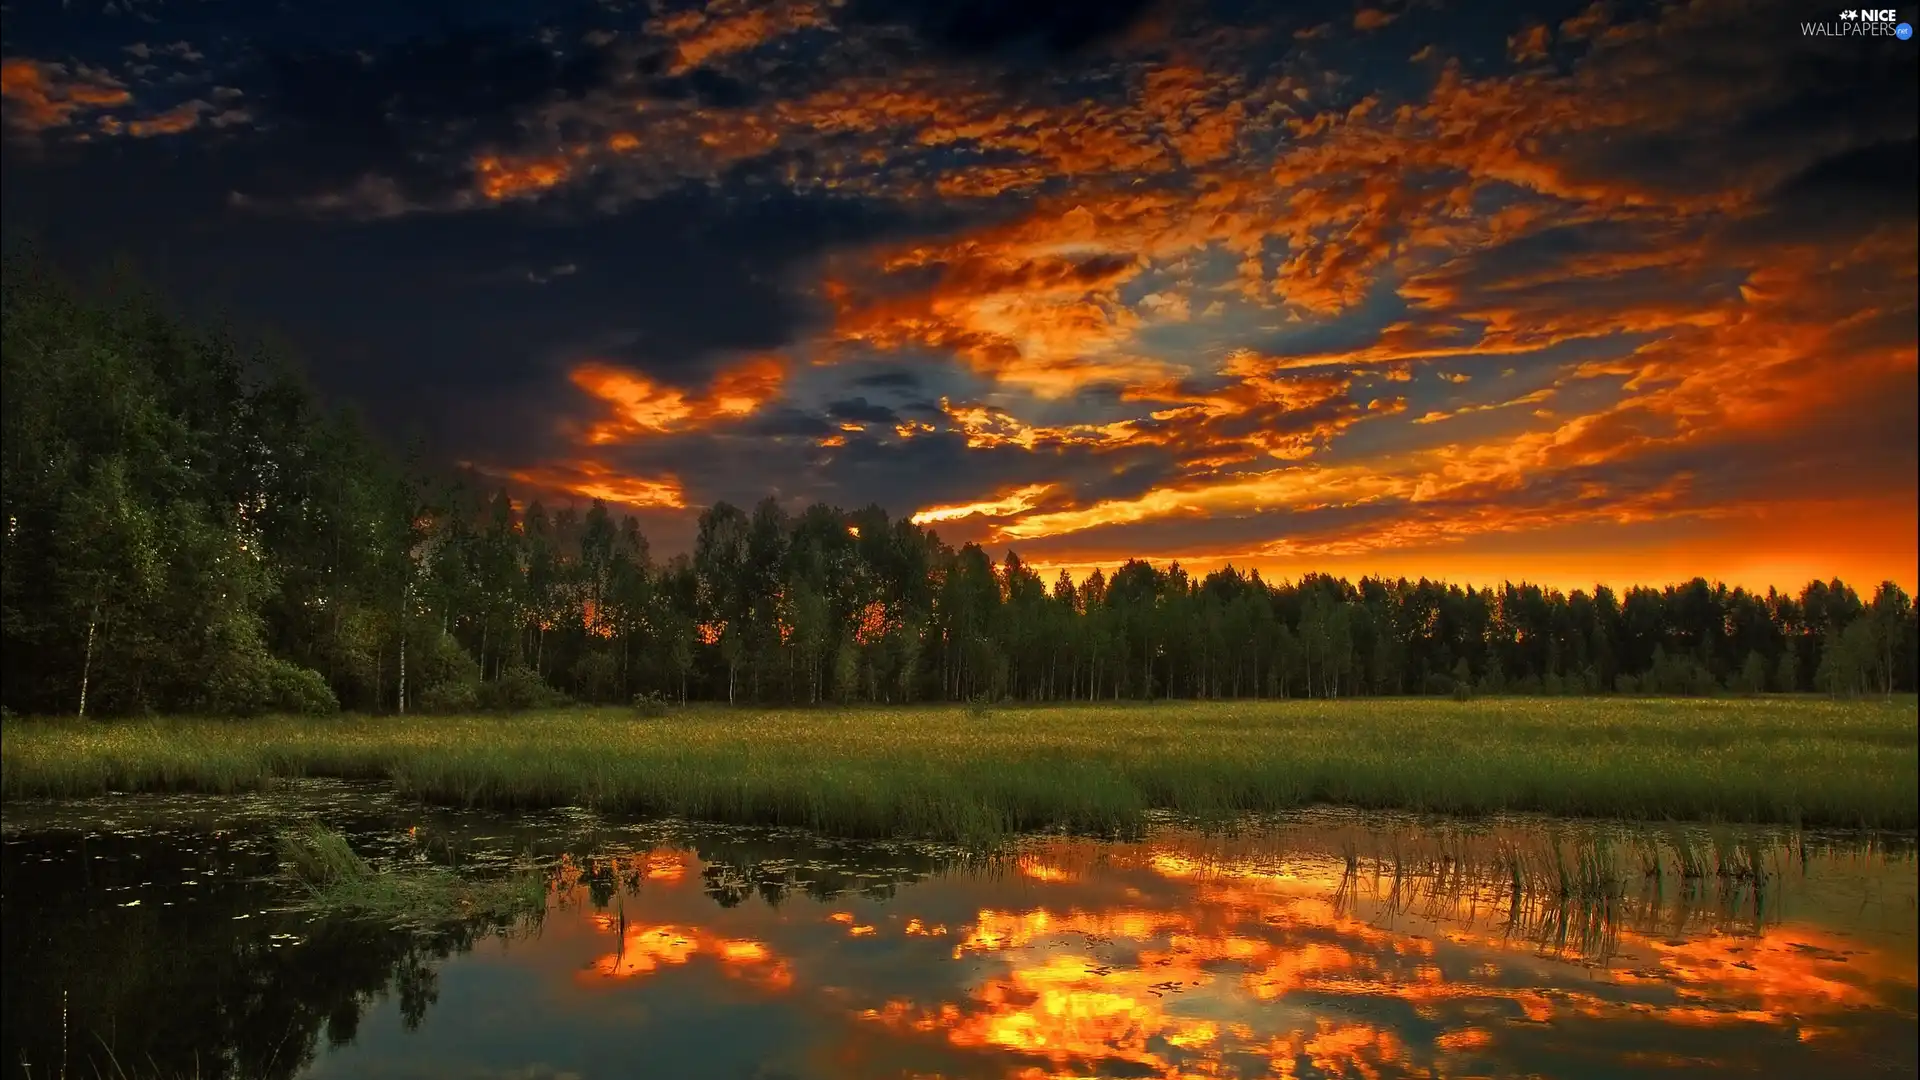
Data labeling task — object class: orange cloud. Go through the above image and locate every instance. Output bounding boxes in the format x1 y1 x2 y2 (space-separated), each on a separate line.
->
649 0 833 74
571 355 786 444
909 484 1056 526
1 57 130 131
826 251 1179 397
1560 2 1612 39
1508 24 1552 62
453 0 1910 588
581 922 789 989
936 399 1143 452
993 464 1411 542
99 98 209 138
504 460 687 510
474 153 572 200
1413 386 1556 424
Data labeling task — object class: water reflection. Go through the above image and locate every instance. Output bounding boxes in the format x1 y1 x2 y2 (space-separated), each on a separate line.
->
0 825 514 1080
2 790 1914 1080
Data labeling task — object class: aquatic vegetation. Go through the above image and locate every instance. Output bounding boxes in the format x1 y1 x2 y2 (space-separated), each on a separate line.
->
276 822 547 929
2 697 1914 842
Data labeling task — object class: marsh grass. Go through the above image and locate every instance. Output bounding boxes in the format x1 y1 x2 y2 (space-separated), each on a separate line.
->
276 822 547 928
4 697 1915 843
1299 825 1850 965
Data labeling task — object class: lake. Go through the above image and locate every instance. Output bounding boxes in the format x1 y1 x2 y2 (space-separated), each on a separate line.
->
3 781 1914 1079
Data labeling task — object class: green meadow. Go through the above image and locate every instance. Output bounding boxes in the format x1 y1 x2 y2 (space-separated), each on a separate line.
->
3 697 1914 843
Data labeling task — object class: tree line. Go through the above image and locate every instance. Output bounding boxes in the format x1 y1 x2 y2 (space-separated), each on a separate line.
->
4 252 1916 717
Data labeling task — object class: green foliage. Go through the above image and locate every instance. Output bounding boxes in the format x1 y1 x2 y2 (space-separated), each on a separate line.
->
631 691 670 718
1818 619 1889 698
409 631 482 714
416 680 480 714
200 653 338 717
569 651 621 704
1644 647 1721 696
1451 681 1474 702
266 660 340 715
479 664 566 712
1775 649 1800 693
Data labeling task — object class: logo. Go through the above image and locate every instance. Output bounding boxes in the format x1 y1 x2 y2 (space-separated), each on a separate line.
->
1805 8 1911 35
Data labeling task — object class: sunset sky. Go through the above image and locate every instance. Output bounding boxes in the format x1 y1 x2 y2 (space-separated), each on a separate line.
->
3 0 1915 592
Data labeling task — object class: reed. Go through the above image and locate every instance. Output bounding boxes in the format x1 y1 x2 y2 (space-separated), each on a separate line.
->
4 696 1914 842
276 822 547 927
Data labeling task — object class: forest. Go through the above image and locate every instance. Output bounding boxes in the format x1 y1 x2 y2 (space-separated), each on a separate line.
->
5 251 1917 718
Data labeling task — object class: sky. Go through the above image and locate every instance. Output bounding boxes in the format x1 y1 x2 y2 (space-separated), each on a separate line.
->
3 0 1916 593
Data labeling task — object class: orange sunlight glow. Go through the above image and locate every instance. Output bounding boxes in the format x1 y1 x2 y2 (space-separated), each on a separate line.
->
909 483 1056 525
570 356 786 444
474 153 571 200
580 923 791 990
0 57 131 130
516 822 1912 1080
504 460 686 510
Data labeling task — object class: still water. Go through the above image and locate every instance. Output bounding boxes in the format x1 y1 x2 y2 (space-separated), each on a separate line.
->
3 782 1915 1079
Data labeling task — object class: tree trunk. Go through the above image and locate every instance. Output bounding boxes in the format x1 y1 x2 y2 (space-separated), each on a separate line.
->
398 631 407 715
78 607 98 719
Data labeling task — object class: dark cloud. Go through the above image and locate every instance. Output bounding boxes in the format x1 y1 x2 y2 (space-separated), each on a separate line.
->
1558 3 1919 201
248 29 622 202
744 408 838 438
1769 138 1920 225
844 0 1164 61
1721 136 1920 251
825 396 900 424
2 130 959 466
851 369 924 390
643 67 763 108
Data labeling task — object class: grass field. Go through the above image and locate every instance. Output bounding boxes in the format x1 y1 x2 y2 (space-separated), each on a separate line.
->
3 697 1915 841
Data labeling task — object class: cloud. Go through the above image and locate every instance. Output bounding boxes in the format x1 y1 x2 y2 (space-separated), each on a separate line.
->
650 0 835 74
1 58 131 131
1412 386 1555 424
909 482 1055 524
1507 24 1550 63
825 249 1178 397
5 0 1911 588
498 459 688 510
844 0 1165 62
571 355 787 445
1353 9 1398 32
825 396 901 424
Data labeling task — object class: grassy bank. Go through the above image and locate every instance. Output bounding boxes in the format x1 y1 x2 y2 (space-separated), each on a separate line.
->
3 698 1915 841
277 821 548 927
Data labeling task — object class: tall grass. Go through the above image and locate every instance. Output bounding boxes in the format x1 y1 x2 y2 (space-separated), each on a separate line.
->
3 697 1914 842
276 821 548 926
